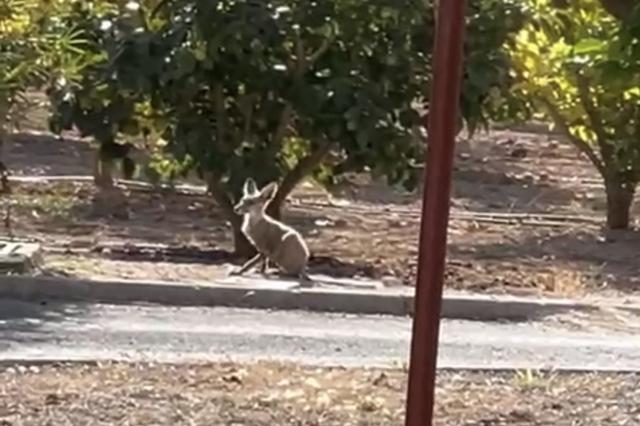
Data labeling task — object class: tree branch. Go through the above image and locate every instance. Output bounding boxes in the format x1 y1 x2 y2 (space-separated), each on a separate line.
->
276 31 334 150
267 139 334 218
575 73 613 161
290 30 334 75
213 83 226 145
267 31 337 217
275 33 315 150
239 94 256 143
0 97 8 164
538 96 606 176
273 103 294 148
308 34 334 65
203 171 240 225
287 33 307 76
295 34 307 74
149 0 173 20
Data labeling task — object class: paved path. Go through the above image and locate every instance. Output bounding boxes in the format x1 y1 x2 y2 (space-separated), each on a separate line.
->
1 299 640 370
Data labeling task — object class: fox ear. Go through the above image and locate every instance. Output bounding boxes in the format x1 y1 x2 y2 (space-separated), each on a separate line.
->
260 182 278 199
243 178 257 196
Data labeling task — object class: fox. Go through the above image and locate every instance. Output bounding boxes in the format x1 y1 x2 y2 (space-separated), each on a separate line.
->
230 178 312 284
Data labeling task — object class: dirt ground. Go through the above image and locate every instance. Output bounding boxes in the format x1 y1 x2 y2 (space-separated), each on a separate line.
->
3 124 640 300
0 361 638 425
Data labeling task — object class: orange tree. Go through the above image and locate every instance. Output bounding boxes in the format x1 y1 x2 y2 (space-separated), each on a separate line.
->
49 0 526 255
0 0 88 166
513 0 640 229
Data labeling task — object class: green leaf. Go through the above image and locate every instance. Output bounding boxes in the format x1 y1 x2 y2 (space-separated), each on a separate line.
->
572 38 606 55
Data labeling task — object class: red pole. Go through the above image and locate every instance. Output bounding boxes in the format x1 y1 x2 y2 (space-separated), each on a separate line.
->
404 0 467 425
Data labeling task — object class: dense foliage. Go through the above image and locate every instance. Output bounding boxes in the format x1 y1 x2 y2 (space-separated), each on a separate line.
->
512 0 640 228
48 0 527 254
0 0 87 157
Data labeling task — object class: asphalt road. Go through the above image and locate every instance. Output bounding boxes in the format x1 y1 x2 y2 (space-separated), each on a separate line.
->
1 299 640 370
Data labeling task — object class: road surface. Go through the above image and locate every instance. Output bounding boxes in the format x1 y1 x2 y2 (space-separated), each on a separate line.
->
1 299 639 370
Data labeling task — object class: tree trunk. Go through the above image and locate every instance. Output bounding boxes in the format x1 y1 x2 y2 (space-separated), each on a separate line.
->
205 173 256 258
265 194 285 221
604 178 635 229
0 97 8 162
231 222 256 258
94 157 115 188
93 143 115 189
0 97 11 194
225 201 256 258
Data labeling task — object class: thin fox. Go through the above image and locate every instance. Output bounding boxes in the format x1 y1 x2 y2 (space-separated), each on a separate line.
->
231 178 311 283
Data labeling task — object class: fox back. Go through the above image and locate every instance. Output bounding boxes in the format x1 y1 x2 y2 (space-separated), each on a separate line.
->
234 179 310 276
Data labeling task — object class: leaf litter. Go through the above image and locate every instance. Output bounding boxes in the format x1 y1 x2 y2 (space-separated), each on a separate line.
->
0 361 638 425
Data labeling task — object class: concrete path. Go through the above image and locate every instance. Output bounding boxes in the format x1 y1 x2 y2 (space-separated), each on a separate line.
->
1 299 640 371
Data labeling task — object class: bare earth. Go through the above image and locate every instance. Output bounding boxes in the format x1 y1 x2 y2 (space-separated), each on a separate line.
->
0 362 638 425
3 125 640 300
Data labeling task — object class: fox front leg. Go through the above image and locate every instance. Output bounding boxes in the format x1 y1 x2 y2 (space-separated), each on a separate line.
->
298 270 314 287
289 270 315 291
258 256 270 275
229 253 264 276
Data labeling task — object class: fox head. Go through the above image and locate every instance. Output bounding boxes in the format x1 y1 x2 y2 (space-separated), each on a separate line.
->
233 178 278 215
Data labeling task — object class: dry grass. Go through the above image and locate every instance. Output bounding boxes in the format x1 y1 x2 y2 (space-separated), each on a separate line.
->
0 362 638 425
530 268 586 296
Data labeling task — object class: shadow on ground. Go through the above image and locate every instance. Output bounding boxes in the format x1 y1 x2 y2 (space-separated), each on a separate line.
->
8 132 94 176
0 299 89 344
453 165 579 213
322 131 588 215
79 243 377 279
450 227 640 293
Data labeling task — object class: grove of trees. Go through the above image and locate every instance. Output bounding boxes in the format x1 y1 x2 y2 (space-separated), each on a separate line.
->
1 0 639 253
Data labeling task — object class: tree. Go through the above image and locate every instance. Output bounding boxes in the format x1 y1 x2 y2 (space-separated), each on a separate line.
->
458 0 530 134
0 0 88 174
46 1 151 188
512 0 640 229
50 0 527 255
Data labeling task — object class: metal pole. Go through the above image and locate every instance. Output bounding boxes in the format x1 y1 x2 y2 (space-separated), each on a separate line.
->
404 0 467 425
